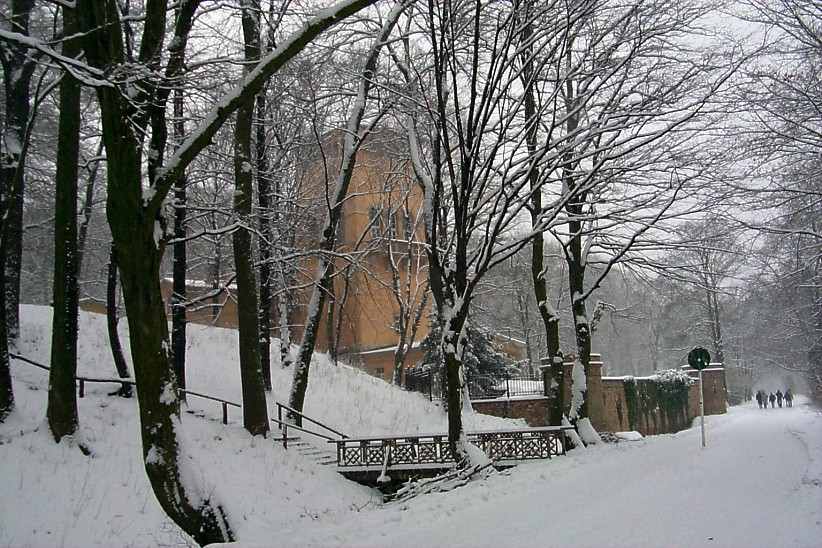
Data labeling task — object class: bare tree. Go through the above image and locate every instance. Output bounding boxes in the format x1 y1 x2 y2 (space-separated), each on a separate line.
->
232 0 270 437
729 0 821 400
399 0 585 463
0 0 37 420
47 6 82 443
0 0 37 348
288 0 411 424
72 0 380 541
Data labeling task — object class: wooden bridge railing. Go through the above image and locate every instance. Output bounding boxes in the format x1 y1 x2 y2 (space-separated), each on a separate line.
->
332 426 574 470
10 352 241 424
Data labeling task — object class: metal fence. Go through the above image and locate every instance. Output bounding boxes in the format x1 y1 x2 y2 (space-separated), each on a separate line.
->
404 368 544 401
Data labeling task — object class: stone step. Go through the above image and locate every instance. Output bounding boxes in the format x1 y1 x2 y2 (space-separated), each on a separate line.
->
271 436 301 444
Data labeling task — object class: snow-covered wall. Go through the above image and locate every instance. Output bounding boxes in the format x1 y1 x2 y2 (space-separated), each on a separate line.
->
469 357 728 435
598 369 727 434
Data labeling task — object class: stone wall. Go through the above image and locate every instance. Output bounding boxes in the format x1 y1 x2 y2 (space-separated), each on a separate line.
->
471 354 728 436
594 367 727 436
472 397 551 427
684 366 728 416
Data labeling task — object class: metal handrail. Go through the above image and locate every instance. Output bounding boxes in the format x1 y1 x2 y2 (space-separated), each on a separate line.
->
275 401 348 440
10 352 240 424
270 417 341 449
10 352 52 371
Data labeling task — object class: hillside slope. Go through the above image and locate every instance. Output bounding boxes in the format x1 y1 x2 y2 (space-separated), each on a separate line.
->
0 305 518 547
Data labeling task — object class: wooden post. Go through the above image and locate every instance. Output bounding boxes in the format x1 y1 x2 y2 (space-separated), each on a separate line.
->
222 402 228 425
78 379 85 398
283 423 288 450
277 403 282 430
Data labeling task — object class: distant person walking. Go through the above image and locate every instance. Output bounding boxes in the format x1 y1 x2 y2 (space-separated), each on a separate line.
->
776 390 784 408
756 390 763 409
769 392 776 408
785 389 793 408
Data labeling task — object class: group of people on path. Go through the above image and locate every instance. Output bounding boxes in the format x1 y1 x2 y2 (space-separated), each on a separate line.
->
755 389 793 409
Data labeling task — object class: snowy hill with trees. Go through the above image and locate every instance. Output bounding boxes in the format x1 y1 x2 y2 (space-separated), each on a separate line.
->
3 306 821 548
1 0 820 545
0 306 517 546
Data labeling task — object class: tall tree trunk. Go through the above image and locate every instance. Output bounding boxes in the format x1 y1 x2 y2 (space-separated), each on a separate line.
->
707 288 724 364
0 0 37 419
562 41 590 423
809 257 822 404
333 264 353 366
106 244 132 395
277 264 292 368
440 305 470 465
233 0 269 436
119 223 232 543
1 0 36 346
0 254 10 420
211 237 221 321
564 166 591 421
290 268 333 425
47 7 82 442
5 170 23 345
567 237 591 420
325 263 337 363
518 5 563 423
256 91 273 390
76 141 104 275
78 2 233 541
171 86 188 398
255 3 276 390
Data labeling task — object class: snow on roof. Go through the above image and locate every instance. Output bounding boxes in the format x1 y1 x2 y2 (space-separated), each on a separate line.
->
353 341 423 355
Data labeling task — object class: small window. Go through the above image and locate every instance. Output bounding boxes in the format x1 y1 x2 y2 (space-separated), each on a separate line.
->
368 206 382 240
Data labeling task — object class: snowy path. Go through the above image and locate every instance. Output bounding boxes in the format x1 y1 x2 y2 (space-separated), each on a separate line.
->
276 402 822 548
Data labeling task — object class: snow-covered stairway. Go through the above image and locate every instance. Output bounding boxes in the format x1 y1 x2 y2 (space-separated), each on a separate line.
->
270 401 348 468
286 438 338 466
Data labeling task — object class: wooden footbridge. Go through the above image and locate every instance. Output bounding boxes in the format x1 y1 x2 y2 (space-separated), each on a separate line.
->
273 402 573 484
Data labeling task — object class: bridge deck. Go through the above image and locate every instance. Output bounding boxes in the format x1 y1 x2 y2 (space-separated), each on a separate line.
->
331 426 574 483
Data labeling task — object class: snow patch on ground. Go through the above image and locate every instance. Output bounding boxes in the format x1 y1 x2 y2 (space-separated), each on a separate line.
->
615 431 644 441
577 417 602 445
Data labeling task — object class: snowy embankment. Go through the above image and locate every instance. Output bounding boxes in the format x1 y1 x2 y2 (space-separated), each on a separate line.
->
0 305 518 547
265 399 822 548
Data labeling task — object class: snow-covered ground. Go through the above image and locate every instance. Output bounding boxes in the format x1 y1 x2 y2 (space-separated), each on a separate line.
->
0 305 517 547
266 400 821 548
2 305 820 547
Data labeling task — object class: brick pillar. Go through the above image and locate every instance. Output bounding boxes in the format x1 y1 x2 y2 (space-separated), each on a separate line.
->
560 353 604 426
561 357 576 416
587 354 604 430
539 357 551 396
